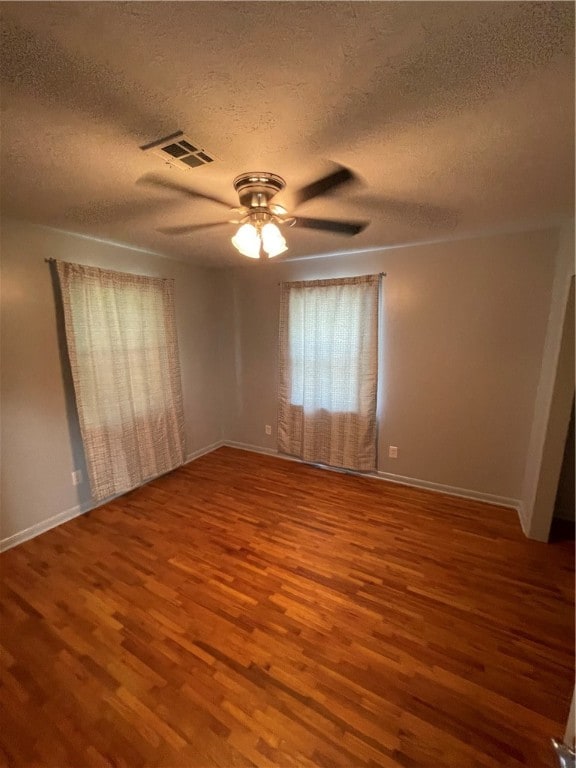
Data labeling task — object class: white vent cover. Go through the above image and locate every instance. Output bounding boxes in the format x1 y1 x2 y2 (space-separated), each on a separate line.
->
140 131 215 170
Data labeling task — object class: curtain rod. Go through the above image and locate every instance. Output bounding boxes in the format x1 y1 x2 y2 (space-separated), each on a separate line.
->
278 272 386 285
45 257 386 280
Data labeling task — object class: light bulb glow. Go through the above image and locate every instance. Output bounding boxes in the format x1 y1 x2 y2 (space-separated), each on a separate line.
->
231 223 261 259
232 219 289 259
261 221 288 258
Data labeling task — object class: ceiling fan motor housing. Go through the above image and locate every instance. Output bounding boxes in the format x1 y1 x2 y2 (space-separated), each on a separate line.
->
233 172 286 209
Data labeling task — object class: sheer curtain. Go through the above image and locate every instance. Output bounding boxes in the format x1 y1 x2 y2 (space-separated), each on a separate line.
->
278 274 380 471
56 261 186 501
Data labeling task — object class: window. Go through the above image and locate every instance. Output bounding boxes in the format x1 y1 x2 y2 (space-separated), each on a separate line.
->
72 282 168 427
287 283 365 412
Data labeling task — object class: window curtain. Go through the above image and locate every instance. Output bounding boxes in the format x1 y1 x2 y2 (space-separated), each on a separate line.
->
55 261 186 501
278 274 380 471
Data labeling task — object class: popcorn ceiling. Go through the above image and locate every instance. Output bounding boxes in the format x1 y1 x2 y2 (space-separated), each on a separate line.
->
0 2 573 267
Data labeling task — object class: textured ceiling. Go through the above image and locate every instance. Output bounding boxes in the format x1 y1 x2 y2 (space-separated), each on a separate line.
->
1 2 574 267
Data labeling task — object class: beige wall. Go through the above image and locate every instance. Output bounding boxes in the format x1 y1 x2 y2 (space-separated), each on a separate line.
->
221 229 559 503
1 218 224 544
1 219 567 546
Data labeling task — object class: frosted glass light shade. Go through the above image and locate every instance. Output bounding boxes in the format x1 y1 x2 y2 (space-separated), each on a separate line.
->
261 222 288 258
231 223 261 258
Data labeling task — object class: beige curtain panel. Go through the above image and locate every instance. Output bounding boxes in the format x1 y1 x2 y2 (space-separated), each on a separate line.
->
278 274 380 471
56 261 186 501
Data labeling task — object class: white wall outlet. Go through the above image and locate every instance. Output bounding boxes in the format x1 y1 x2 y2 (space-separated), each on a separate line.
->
388 446 398 459
265 424 272 435
72 469 82 486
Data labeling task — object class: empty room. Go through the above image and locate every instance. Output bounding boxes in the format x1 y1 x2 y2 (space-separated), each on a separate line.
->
0 2 574 767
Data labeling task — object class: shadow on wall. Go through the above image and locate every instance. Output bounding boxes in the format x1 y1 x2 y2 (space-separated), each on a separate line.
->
550 397 575 543
48 263 92 509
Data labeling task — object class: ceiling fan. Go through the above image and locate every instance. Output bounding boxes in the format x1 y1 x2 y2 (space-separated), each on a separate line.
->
138 166 369 259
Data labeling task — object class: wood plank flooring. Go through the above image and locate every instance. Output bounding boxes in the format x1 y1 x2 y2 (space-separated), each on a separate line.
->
1 446 574 767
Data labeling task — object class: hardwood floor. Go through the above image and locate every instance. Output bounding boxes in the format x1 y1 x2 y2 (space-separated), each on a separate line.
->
1 446 573 768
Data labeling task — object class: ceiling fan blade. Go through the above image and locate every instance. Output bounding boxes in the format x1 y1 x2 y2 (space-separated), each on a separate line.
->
293 216 369 236
294 166 358 207
157 221 233 235
138 174 233 209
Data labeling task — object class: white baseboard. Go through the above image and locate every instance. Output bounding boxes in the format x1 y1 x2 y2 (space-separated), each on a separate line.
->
222 440 520 512
0 501 94 553
375 469 520 511
516 502 530 535
185 439 225 464
224 440 287 460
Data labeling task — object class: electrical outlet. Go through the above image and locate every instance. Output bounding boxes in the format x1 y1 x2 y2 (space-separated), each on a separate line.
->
388 446 398 459
265 424 272 435
72 469 82 486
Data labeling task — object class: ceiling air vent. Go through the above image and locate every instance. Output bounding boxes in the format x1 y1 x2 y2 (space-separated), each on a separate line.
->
140 131 215 170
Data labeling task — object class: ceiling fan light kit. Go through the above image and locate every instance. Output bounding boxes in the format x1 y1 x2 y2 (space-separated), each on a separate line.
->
230 173 290 259
261 221 288 257
231 220 288 259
